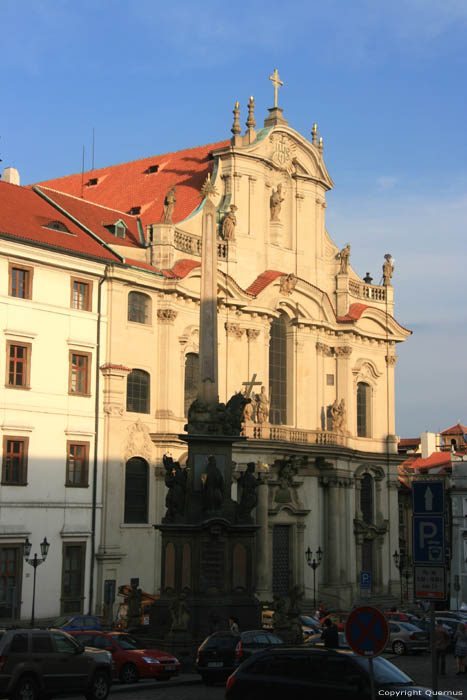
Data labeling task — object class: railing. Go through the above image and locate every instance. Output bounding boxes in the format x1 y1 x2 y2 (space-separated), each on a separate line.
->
173 230 228 260
241 423 346 446
348 279 386 301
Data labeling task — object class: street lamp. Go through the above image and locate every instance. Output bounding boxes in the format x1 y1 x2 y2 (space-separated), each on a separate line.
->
24 537 50 627
393 550 405 606
305 546 323 609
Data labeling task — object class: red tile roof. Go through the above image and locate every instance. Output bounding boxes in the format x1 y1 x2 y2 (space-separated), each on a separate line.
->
405 452 452 470
399 438 421 447
35 140 230 228
337 303 370 322
0 180 120 262
123 257 200 279
36 187 142 249
441 422 467 435
245 270 284 295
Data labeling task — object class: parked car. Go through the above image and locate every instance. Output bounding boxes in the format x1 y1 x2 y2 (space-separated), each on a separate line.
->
384 611 409 622
68 631 179 684
52 615 102 632
196 629 284 684
261 610 319 639
305 631 350 648
225 646 452 700
0 627 112 700
387 621 428 655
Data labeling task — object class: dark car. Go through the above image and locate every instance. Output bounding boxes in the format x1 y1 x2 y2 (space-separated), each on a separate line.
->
225 646 452 700
52 615 102 632
196 630 283 684
0 628 112 700
69 631 180 683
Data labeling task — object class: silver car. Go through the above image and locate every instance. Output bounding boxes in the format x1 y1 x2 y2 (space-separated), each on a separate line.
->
387 621 428 655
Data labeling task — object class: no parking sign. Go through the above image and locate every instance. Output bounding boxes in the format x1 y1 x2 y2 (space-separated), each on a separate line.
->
345 606 389 657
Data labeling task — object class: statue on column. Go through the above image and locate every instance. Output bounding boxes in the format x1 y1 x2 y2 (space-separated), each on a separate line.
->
162 454 187 522
163 186 176 224
337 244 351 274
222 204 238 241
202 455 224 512
382 253 394 286
237 462 261 522
270 184 284 222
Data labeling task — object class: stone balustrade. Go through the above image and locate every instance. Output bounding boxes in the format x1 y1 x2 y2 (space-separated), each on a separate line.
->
241 423 346 446
348 279 386 302
173 229 228 260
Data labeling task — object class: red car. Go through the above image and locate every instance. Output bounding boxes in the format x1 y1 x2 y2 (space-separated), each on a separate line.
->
70 630 180 684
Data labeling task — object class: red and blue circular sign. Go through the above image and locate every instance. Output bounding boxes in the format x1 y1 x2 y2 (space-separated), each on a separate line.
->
345 606 389 657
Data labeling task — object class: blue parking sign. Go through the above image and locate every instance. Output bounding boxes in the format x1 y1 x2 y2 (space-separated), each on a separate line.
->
412 481 444 515
360 571 372 590
413 515 444 564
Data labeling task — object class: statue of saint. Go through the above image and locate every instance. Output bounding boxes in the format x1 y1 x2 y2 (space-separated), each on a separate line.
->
202 455 224 512
237 462 261 521
255 386 270 424
330 398 346 432
169 593 190 631
337 244 351 274
270 184 284 222
162 454 186 522
163 186 176 224
382 254 394 286
222 204 237 241
242 399 254 423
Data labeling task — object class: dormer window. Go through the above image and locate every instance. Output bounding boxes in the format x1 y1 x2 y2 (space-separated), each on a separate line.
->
87 178 98 186
104 219 127 239
43 220 72 233
129 206 141 215
146 164 159 174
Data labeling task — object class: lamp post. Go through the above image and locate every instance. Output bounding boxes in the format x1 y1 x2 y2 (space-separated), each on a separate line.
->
305 546 323 609
24 537 50 627
393 550 404 606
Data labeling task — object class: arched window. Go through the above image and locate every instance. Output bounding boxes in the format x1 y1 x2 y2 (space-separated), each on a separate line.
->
127 370 150 413
269 314 288 425
361 474 373 524
128 292 150 324
357 382 371 437
184 353 199 417
124 457 148 523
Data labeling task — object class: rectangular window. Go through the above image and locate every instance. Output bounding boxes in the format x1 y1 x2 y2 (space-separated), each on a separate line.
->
2 437 28 485
6 342 31 389
9 264 33 299
69 352 91 395
66 441 89 487
71 278 92 311
61 543 85 614
0 545 22 619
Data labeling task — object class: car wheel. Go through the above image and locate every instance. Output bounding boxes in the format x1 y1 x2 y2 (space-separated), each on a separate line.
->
13 676 39 700
119 663 139 684
392 640 406 656
85 671 111 700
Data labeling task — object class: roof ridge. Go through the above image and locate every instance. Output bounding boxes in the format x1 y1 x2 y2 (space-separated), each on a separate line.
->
34 138 230 184
39 187 139 219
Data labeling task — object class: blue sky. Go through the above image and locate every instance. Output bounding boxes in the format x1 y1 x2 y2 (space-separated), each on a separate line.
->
2 0 466 437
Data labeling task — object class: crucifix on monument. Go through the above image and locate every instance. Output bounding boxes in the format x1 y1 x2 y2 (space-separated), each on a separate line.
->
242 373 262 398
265 68 288 128
269 68 283 108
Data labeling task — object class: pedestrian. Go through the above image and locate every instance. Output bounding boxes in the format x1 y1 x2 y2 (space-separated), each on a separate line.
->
454 622 467 674
321 617 339 648
229 616 240 633
434 621 450 676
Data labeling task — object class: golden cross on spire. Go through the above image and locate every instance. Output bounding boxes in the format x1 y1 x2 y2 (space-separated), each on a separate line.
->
269 68 283 108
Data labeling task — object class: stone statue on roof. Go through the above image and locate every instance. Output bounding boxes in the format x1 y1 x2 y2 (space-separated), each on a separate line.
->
163 186 176 224
337 244 351 274
382 254 394 286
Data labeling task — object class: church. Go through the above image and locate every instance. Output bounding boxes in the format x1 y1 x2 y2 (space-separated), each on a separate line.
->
0 72 410 620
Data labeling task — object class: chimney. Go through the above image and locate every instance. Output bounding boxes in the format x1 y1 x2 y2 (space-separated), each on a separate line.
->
421 431 438 459
2 167 20 185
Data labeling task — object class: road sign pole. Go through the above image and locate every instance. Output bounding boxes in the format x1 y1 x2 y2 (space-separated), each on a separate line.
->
430 601 437 693
368 657 376 700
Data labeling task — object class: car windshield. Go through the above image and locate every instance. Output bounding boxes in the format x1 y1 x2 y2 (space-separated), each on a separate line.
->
353 656 414 685
398 622 424 631
113 634 142 650
53 616 72 627
301 616 317 626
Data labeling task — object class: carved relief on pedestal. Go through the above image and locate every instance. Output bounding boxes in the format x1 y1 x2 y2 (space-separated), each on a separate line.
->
157 309 178 323
124 419 155 463
269 134 296 175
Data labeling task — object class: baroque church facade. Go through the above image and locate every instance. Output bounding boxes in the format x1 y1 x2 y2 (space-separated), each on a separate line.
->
0 79 410 620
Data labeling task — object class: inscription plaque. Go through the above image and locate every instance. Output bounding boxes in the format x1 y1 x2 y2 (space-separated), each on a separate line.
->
200 542 225 590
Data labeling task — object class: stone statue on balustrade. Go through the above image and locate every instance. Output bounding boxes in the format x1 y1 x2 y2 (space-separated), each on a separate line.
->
202 455 224 513
163 186 176 224
330 398 346 432
382 253 394 286
221 204 237 241
237 462 261 522
162 454 187 523
255 386 270 424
